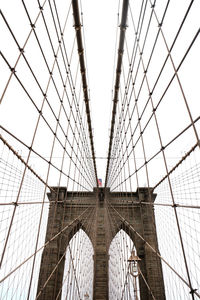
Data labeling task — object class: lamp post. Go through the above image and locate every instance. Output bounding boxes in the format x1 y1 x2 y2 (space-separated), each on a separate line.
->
84 292 89 300
128 250 141 300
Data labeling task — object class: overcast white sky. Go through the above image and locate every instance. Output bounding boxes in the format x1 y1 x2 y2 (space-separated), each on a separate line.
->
80 0 119 181
0 1 200 299
1 0 200 186
0 0 120 185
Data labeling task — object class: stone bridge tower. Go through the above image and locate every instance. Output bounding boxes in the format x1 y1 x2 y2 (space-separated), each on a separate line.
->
37 187 165 300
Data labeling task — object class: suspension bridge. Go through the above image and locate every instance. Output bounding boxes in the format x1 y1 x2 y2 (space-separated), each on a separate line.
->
0 0 200 299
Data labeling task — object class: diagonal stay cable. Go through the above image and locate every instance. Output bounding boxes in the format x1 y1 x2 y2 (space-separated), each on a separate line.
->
0 134 54 193
0 125 91 191
1 5 95 188
0 0 49 104
107 0 197 188
0 206 94 284
107 201 200 298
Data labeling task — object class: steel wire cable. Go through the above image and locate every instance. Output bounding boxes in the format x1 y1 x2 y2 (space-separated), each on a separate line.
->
0 1 97 299
106 0 200 299
0 7 96 189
